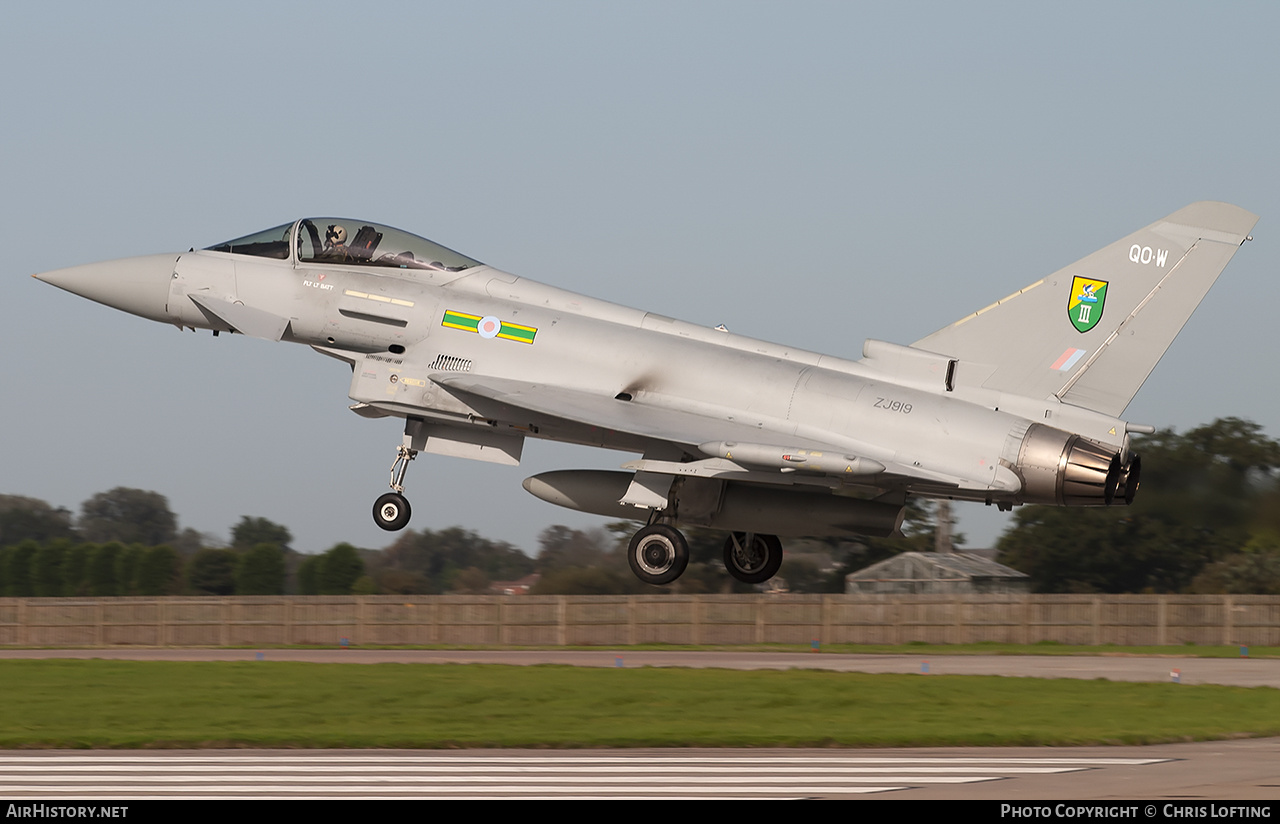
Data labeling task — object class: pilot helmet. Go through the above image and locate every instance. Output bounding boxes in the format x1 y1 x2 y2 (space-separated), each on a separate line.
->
326 224 347 246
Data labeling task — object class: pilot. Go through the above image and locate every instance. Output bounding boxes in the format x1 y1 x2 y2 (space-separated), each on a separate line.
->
322 224 349 260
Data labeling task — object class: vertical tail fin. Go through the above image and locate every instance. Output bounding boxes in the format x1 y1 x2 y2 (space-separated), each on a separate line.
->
913 202 1258 416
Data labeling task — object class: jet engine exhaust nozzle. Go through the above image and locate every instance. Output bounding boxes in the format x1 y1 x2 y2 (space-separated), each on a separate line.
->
1015 423 1133 507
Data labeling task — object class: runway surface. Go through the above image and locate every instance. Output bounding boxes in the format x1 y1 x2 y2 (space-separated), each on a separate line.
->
1 647 1277 687
1 649 1276 799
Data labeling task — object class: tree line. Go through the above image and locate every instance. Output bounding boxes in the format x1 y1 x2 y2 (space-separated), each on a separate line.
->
0 492 367 596
0 486 940 596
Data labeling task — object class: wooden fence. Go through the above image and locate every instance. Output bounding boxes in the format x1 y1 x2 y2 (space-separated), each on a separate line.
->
1 594 1279 647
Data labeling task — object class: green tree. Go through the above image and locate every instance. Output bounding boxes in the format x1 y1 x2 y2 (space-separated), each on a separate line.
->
996 507 1201 593
236 543 286 595
373 527 535 593
79 488 177 546
317 543 364 595
1188 548 1280 594
114 544 144 596
63 543 94 596
297 554 320 595
173 528 208 557
32 539 72 596
187 548 238 595
0 496 75 547
776 555 829 593
5 539 39 596
135 545 180 596
88 542 123 596
1183 417 1280 472
351 575 378 595
230 517 292 552
537 525 613 570
530 566 637 595
450 566 491 594
371 568 430 594
998 418 1280 592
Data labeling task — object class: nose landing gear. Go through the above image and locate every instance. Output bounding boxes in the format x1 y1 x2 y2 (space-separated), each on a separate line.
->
373 444 416 531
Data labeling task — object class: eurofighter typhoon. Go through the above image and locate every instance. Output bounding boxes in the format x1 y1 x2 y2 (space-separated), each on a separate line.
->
34 203 1257 585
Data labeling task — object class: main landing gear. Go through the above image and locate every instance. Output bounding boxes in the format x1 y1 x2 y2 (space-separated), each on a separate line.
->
627 524 689 585
624 522 785 586
373 444 416 531
722 532 783 584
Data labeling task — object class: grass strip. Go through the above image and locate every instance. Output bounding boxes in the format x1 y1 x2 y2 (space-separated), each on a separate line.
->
2 660 1279 749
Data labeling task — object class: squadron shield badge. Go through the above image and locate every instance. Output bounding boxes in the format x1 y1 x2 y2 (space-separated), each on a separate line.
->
1068 276 1108 333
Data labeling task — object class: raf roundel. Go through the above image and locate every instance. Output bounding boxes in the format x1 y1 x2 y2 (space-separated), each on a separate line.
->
478 316 501 339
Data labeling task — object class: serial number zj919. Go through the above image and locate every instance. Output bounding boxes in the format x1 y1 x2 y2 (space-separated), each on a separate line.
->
873 398 913 414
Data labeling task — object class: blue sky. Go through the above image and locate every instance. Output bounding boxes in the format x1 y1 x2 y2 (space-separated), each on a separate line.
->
3 1 1277 554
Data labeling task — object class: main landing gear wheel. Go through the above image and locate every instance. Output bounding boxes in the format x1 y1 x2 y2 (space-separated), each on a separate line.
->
628 524 690 585
723 532 783 584
373 492 411 531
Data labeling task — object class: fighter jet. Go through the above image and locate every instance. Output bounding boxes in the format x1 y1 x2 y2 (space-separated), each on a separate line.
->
33 203 1257 586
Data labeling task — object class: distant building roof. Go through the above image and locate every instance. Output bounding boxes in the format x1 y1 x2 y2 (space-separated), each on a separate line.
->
845 551 1029 595
490 573 541 595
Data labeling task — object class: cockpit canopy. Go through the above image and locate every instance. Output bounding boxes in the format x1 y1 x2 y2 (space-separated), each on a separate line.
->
205 219 482 272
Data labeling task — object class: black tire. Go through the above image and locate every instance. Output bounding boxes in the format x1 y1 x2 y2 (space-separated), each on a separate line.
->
627 524 690 585
723 532 783 584
373 492 412 531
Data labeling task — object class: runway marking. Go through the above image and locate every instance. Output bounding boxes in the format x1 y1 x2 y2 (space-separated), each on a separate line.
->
0 755 1168 765
0 786 908 798
1 776 992 785
0 765 1082 774
0 753 1175 799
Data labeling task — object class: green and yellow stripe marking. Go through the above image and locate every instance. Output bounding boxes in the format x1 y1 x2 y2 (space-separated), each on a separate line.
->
441 310 482 333
442 310 537 344
496 320 537 344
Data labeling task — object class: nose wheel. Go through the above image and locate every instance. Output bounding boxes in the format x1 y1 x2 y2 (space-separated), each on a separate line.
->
373 492 411 531
372 444 417 531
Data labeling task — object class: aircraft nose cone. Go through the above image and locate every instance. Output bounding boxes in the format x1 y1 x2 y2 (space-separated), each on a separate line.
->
34 253 178 324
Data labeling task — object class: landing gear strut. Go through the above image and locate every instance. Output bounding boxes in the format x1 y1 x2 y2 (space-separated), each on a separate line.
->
373 444 417 531
627 524 690 585
723 532 783 584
